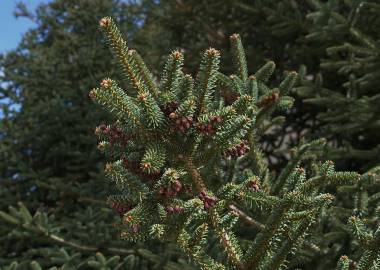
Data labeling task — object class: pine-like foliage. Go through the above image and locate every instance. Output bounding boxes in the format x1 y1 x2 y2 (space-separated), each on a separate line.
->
134 0 380 172
0 1 180 269
1 1 379 269
296 0 380 171
90 17 373 270
290 4 380 267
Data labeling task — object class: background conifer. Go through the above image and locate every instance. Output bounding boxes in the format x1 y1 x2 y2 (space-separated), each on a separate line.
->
0 0 379 269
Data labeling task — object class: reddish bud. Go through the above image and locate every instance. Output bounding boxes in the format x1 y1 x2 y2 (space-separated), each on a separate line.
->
204 202 209 210
100 78 112 88
99 17 110 27
166 206 174 213
169 112 177 119
131 224 139 233
178 125 185 133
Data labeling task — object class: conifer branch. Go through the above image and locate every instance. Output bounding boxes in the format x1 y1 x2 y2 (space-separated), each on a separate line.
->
128 49 159 98
196 48 220 115
279 71 298 95
254 61 276 83
272 139 325 195
181 156 244 269
161 50 184 99
89 79 143 128
209 208 244 269
230 34 248 83
45 231 135 256
244 200 292 269
228 204 265 230
247 131 268 182
265 220 310 270
90 17 370 270
177 228 225 270
99 17 146 94
335 255 350 270
248 75 258 100
181 155 206 192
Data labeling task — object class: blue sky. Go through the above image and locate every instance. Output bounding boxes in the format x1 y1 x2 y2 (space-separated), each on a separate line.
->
0 0 50 54
0 1 50 116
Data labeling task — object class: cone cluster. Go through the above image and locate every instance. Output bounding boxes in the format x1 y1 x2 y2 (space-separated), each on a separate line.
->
195 116 222 136
225 140 250 157
198 191 218 210
158 180 183 198
165 205 184 214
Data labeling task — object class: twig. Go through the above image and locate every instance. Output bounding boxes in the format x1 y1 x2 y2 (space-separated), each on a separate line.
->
182 155 244 269
228 205 321 253
229 204 265 230
38 226 135 255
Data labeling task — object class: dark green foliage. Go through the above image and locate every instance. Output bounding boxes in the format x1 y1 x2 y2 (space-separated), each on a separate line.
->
296 0 380 171
0 1 180 269
89 17 374 270
1 0 379 269
136 0 380 172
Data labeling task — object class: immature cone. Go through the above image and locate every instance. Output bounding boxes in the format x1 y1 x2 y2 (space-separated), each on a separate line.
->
225 140 250 157
198 191 217 210
131 224 140 233
297 167 305 174
165 206 174 214
169 112 177 119
173 116 193 133
195 115 222 136
111 202 133 216
173 205 183 213
247 178 260 192
165 205 183 214
158 180 183 198
96 123 131 146
163 101 180 116
257 91 279 107
123 215 133 224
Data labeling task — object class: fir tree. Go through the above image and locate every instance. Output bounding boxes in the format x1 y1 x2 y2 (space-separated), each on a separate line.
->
88 17 373 270
134 0 380 172
296 0 380 171
1 1 379 269
0 1 179 268
132 5 380 267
